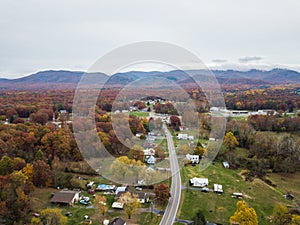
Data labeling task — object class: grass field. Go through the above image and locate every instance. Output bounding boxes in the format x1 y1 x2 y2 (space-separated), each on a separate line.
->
178 163 295 225
129 111 149 117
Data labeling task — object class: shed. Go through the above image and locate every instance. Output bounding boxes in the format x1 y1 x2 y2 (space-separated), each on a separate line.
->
214 184 223 194
50 190 80 205
232 192 243 198
112 202 124 209
222 162 229 168
115 186 127 195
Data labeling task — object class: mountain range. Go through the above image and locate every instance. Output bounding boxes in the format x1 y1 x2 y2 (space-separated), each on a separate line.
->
0 68 299 90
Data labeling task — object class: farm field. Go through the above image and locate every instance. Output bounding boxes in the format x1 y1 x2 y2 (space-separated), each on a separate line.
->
178 163 297 225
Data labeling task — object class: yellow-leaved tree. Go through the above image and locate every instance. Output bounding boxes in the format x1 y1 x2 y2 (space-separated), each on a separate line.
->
230 201 258 225
119 192 141 219
223 132 239 164
94 195 108 216
32 208 67 225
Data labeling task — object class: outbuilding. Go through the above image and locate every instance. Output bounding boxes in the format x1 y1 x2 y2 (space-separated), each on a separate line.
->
50 190 80 205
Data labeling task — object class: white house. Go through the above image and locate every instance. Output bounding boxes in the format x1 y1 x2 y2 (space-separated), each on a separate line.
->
177 133 188 140
143 148 155 156
186 154 200 164
190 177 209 187
214 184 223 194
145 155 156 164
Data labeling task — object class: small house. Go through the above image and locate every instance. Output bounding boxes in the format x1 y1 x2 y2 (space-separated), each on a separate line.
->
177 133 188 140
50 190 80 205
186 154 200 164
115 191 149 203
145 155 156 164
190 177 209 187
143 148 155 156
214 184 223 194
188 136 194 140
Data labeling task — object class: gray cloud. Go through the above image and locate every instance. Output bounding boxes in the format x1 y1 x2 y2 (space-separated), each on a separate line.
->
1 0 300 78
238 56 264 63
212 59 227 63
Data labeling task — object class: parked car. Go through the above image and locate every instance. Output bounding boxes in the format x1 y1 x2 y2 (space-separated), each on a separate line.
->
65 212 72 217
83 196 90 202
201 187 210 192
135 187 142 191
79 200 89 205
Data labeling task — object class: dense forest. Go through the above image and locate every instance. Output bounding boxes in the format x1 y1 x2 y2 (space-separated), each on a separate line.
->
0 83 299 224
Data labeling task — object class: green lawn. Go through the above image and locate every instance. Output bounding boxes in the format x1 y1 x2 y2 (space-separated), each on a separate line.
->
129 111 149 117
178 163 293 225
139 212 162 225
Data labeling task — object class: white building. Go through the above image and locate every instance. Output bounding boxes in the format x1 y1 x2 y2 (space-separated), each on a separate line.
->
190 177 209 187
186 154 200 164
177 133 188 140
223 161 230 168
214 184 223 194
143 148 155 156
145 155 156 164
112 202 124 209
115 186 127 195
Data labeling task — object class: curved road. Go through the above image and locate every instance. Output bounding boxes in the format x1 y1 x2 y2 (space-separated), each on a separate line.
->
160 125 182 225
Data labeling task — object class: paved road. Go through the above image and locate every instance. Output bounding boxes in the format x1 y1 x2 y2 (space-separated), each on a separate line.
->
159 125 182 225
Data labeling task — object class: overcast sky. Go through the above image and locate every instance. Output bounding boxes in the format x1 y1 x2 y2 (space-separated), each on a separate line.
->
1 0 300 78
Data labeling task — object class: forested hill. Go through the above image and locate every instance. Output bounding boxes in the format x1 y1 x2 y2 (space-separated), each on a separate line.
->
0 68 300 90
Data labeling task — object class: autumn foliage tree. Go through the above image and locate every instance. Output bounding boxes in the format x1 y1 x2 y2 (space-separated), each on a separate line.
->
271 204 292 225
32 160 51 187
192 210 206 225
230 201 258 225
223 132 239 164
94 195 108 216
154 183 171 206
37 208 67 225
170 115 181 131
119 192 140 219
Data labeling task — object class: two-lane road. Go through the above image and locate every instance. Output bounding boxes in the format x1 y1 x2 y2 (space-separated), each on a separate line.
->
160 125 182 225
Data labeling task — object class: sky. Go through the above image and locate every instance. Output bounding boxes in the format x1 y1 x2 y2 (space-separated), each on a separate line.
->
1 0 300 78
